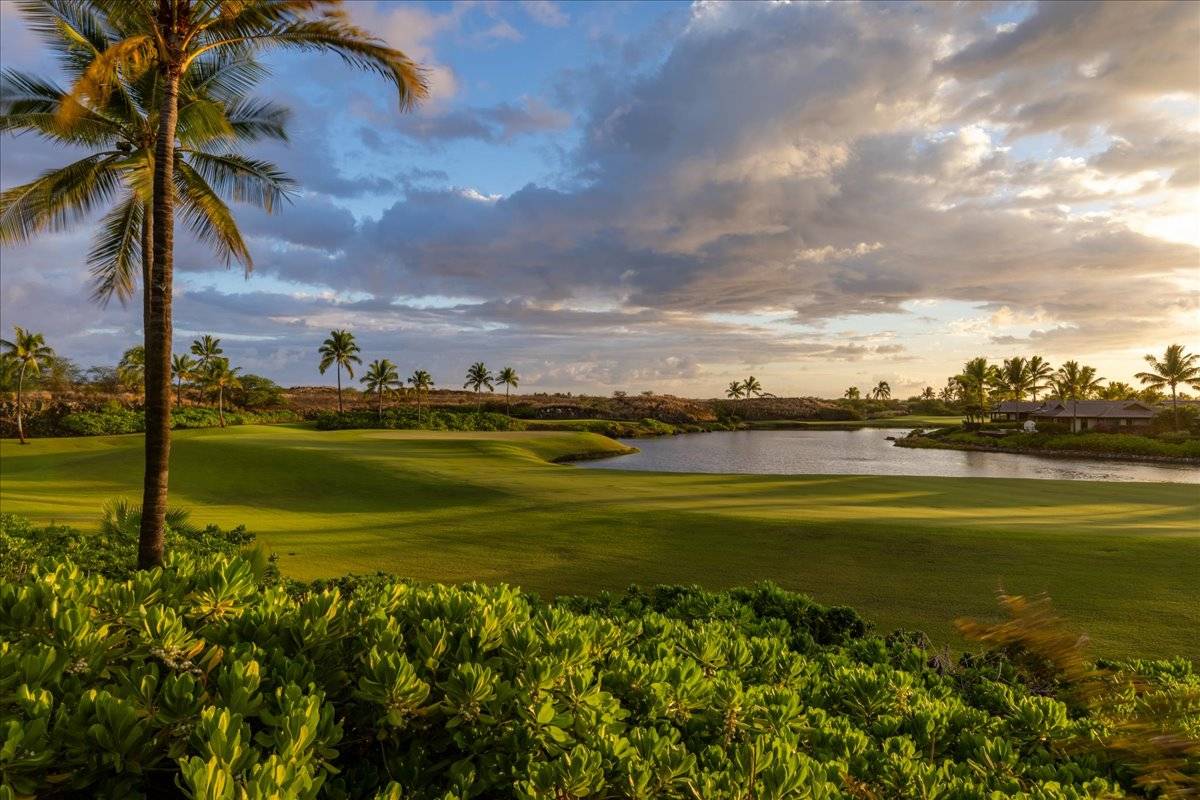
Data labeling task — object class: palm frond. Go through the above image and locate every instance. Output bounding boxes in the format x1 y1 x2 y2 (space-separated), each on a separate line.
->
56 34 155 128
176 96 235 146
0 152 125 243
182 150 295 213
0 68 123 144
186 52 270 103
224 97 290 142
173 159 252 270
87 192 143 306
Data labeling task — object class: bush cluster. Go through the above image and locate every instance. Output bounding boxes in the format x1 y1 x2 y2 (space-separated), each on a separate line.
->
938 431 1200 459
313 409 522 432
3 516 1197 798
53 406 302 436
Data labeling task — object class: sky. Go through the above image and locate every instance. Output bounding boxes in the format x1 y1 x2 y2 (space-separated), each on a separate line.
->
1 0 1197 398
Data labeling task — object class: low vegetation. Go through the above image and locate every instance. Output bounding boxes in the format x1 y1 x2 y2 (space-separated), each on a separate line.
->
2 514 1197 798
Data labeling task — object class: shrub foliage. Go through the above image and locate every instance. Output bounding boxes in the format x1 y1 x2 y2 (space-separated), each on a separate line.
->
1 517 1197 798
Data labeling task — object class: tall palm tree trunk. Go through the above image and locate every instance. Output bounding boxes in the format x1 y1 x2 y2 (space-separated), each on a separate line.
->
15 362 27 445
1171 383 1178 431
378 387 383 420
218 386 225 427
176 378 183 408
337 365 343 413
139 60 180 570
141 209 153 338
506 385 510 415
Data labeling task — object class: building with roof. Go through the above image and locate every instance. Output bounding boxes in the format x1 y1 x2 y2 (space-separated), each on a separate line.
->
1028 400 1158 433
989 401 1044 422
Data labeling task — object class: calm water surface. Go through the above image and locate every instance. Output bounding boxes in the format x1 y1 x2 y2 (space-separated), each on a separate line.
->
575 429 1200 484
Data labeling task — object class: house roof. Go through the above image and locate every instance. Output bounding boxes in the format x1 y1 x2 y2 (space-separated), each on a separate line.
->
993 401 1043 412
1031 400 1157 419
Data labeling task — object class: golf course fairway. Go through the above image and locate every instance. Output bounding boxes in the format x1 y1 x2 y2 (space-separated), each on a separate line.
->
2 424 1197 660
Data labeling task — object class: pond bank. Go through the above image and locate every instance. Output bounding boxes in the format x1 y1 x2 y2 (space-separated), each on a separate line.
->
896 435 1200 467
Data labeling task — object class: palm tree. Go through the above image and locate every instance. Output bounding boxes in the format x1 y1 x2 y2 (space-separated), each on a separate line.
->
189 335 224 369
998 357 1032 401
955 358 999 424
117 345 146 396
742 376 763 400
409 369 433 424
938 379 960 404
1053 361 1105 432
727 381 745 400
361 359 401 420
919 386 935 401
843 387 860 401
1026 356 1054 401
872 380 891 401
463 362 494 411
33 1 428 568
1098 381 1136 401
171 354 197 407
0 326 54 444
1136 344 1200 430
318 330 362 413
496 366 519 415
202 357 241 427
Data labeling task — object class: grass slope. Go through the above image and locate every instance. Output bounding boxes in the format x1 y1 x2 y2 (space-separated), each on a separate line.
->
2 424 1197 659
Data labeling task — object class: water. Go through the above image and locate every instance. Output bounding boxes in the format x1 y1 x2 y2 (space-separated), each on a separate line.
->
574 429 1200 484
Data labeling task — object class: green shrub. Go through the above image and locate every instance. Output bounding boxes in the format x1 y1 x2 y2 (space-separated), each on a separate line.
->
314 409 521 432
2 515 1197 797
60 407 144 435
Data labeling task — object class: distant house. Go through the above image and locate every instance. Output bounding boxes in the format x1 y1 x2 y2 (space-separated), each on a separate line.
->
1029 400 1158 433
989 400 1043 422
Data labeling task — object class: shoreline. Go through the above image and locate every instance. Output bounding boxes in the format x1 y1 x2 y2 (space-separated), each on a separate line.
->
895 436 1200 467
551 444 640 463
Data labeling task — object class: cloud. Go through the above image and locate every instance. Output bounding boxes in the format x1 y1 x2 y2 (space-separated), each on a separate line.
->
522 1 569 28
397 98 571 143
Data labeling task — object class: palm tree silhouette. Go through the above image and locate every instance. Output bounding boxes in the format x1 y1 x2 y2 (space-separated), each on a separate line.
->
872 380 891 401
0 326 54 444
190 336 224 369
318 330 362 413
1026 356 1054 401
844 387 860 401
1136 344 1199 430
1054 361 1104 432
955 359 997 423
171 354 197 408
463 362 494 412
496 366 520 415
117 345 146 396
203 357 241 427
726 381 745 400
742 376 763 399
361 359 402 420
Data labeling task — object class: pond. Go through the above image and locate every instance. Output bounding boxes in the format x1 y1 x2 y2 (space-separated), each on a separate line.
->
574 429 1200 483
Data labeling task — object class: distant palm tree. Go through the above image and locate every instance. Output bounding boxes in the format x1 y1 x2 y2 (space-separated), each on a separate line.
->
1054 361 1105 432
171 354 197 408
1026 356 1054 401
203 357 241 427
872 380 891 401
742 376 763 400
1098 381 1136 401
409 369 433 424
0 326 54 444
919 386 935 401
956 358 999 423
117 345 147 396
726 381 745 400
318 330 362 413
843 387 860 401
938 378 960 404
361 359 401 420
1136 344 1200 430
496 366 520 415
463 362 494 411
190 335 224 369
998 357 1032 401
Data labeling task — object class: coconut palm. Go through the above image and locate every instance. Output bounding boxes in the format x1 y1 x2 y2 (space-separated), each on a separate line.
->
1136 344 1200 430
726 381 745 400
938 379 960 404
171 353 197 407
202 357 241 427
1026 356 1054 401
409 369 433 424
955 358 1000 423
32 1 428 568
1098 381 1136 401
1 24 294 320
871 380 891 401
496 366 519 415
189 335 223 368
998 357 1032 401
742 376 763 400
1053 361 1105 433
318 330 361 413
361 359 401 420
920 386 935 401
463 362 494 411
0 326 54 444
117 345 146 395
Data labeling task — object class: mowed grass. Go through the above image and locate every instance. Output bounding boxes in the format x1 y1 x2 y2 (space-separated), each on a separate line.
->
2 424 1197 659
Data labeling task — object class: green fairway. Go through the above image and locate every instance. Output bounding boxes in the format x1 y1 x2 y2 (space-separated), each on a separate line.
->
2 424 1197 659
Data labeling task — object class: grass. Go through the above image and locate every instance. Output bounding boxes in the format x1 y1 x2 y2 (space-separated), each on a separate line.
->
2 424 1197 660
750 415 963 429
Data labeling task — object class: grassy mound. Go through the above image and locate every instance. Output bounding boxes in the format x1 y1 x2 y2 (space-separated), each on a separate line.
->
3 534 1196 798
